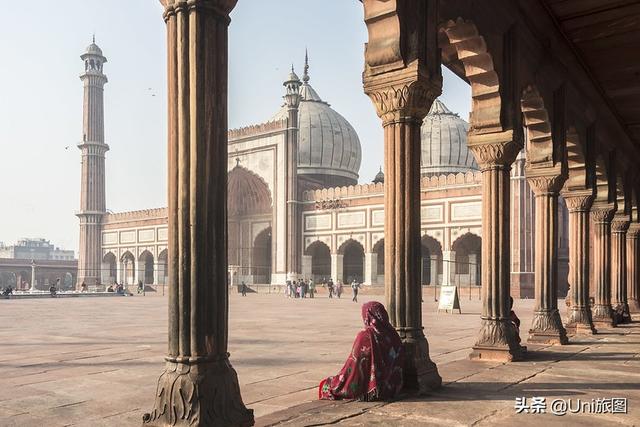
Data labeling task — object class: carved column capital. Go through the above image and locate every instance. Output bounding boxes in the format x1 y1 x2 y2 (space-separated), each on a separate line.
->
525 168 567 196
590 204 615 223
364 62 441 124
611 215 631 233
161 0 237 20
467 130 523 168
627 223 640 238
561 189 594 212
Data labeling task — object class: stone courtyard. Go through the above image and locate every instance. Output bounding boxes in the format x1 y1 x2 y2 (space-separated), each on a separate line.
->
0 291 638 426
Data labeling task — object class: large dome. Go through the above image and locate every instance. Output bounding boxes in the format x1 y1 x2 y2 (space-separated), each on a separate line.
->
273 61 361 187
421 99 478 176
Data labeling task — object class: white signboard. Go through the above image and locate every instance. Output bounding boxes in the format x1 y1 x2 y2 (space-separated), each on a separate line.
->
437 286 461 314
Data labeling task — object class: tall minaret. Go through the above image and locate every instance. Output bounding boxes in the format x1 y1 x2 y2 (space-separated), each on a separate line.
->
283 64 302 280
77 37 109 287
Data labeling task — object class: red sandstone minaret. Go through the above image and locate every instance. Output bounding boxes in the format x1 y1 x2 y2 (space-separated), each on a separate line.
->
76 37 109 288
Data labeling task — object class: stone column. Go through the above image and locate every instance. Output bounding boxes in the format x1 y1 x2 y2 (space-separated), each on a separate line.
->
468 132 524 362
364 64 441 392
611 216 631 323
30 261 36 292
430 255 438 286
364 252 376 286
591 205 616 329
116 258 122 284
468 254 478 286
143 1 253 426
628 224 640 314
301 255 312 280
526 172 568 344
330 253 343 284
442 251 456 286
562 191 596 334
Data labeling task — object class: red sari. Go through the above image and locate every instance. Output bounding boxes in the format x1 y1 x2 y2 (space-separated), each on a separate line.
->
318 301 403 401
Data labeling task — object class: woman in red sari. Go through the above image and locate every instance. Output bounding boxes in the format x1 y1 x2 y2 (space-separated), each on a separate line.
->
319 301 403 401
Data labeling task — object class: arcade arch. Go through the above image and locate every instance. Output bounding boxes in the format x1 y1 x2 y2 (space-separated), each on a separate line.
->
305 241 331 283
338 239 364 283
421 235 443 285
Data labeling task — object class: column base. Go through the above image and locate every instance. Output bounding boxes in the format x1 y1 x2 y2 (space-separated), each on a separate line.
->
592 304 616 329
629 299 640 313
469 319 525 362
143 357 254 427
528 310 569 345
564 306 596 335
399 332 441 393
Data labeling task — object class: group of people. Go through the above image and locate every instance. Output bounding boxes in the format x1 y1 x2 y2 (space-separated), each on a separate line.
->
285 278 316 299
321 278 362 302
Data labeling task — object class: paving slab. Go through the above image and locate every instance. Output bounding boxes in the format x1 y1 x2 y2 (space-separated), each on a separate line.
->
0 294 638 426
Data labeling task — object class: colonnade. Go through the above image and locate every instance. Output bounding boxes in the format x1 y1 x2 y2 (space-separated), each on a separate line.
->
143 1 639 425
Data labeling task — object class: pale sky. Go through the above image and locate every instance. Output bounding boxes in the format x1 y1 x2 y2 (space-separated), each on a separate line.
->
0 1 470 254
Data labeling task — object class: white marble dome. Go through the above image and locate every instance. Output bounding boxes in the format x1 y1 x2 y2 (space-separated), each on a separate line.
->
421 99 478 176
273 64 361 187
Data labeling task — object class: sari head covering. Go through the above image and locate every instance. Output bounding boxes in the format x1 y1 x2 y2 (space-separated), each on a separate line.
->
319 301 403 401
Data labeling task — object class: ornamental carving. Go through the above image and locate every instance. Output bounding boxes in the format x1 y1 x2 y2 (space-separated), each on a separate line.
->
473 319 521 349
365 80 441 123
529 310 567 335
143 359 253 427
562 192 594 212
627 223 640 238
590 206 615 223
314 199 348 210
526 173 567 195
468 139 522 168
611 217 630 233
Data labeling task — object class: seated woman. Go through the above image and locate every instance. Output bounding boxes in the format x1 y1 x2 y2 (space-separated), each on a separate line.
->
319 301 403 401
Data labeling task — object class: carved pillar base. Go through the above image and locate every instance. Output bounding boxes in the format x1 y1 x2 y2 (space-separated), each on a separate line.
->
592 304 615 329
629 299 640 313
469 319 524 362
143 358 254 427
528 309 569 344
399 329 442 393
565 306 597 335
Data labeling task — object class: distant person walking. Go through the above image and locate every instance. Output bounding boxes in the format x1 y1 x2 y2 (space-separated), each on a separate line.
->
351 280 360 302
336 281 343 299
309 279 315 299
327 279 334 299
300 280 307 299
241 281 248 297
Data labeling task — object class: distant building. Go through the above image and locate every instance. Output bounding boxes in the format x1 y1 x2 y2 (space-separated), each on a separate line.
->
80 43 567 297
0 238 75 261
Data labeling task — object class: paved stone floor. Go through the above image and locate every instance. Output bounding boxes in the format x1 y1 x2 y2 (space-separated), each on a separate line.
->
0 290 638 426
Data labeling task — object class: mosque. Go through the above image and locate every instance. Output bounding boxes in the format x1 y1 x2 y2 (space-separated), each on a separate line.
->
76 42 568 298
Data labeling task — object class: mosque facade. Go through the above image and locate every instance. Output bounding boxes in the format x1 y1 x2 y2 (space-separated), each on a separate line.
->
78 42 568 298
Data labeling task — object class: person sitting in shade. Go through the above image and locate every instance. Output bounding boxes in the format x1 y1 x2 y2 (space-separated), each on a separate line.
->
509 296 526 352
319 301 403 401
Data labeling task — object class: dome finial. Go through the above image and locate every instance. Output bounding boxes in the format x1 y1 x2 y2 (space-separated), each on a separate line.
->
303 49 310 83
92 33 95 44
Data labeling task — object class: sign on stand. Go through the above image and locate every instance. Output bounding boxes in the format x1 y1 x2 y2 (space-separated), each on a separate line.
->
437 285 461 314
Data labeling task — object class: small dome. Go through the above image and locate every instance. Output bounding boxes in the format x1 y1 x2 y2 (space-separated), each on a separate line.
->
286 72 300 84
85 43 103 56
421 99 478 176
273 60 361 187
373 167 384 184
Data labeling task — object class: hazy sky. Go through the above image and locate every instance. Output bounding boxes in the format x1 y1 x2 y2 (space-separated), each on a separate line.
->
0 1 470 254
